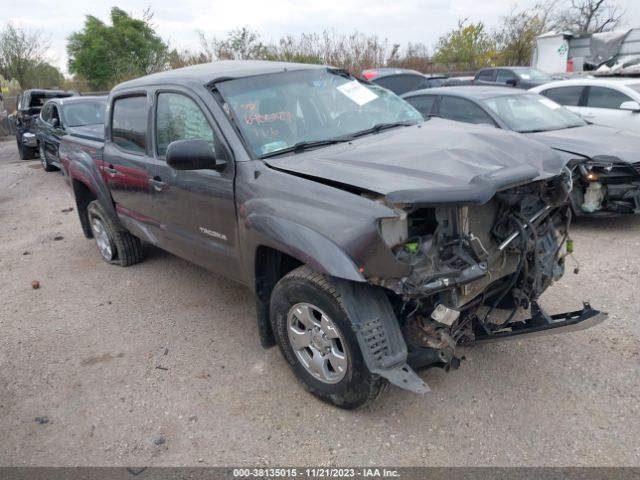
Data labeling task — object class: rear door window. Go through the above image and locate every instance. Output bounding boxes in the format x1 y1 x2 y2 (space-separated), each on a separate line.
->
586 87 633 109
541 86 584 106
404 95 437 117
438 96 496 125
111 96 147 154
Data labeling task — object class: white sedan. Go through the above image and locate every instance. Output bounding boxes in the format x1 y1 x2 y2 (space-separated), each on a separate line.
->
530 78 640 131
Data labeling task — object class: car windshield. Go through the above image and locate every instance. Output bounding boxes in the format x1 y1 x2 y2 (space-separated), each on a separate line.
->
216 68 423 157
482 93 586 133
64 100 106 127
516 68 552 82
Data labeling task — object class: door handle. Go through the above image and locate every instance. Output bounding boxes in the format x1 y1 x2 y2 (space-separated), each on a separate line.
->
104 165 118 176
149 176 168 192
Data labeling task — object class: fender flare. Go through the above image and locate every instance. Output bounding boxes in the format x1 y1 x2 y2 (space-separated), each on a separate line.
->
245 214 365 283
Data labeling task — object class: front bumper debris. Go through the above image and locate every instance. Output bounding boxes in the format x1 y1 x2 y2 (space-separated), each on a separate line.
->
473 302 607 344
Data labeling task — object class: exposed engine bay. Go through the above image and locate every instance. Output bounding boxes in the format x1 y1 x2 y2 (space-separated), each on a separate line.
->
382 171 581 370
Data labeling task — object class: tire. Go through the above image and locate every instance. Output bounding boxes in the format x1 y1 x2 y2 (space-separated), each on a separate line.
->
270 266 385 409
86 200 144 267
40 144 56 172
17 138 36 160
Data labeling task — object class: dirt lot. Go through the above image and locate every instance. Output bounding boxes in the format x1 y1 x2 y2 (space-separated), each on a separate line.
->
0 137 639 467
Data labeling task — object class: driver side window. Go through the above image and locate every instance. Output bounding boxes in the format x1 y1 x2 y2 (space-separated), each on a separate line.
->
156 92 215 157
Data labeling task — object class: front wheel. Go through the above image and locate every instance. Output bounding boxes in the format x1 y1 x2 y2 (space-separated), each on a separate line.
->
270 266 385 409
87 200 144 267
40 144 56 172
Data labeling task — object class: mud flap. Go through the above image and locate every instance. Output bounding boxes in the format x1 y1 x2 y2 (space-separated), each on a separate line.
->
474 302 607 343
331 277 430 395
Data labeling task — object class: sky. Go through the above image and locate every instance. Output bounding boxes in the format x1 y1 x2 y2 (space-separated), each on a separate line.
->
4 0 640 74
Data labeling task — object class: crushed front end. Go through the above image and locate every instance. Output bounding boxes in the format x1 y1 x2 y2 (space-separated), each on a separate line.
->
370 169 607 380
572 157 640 216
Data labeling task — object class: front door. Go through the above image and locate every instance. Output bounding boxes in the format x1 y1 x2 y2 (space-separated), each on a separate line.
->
147 89 241 281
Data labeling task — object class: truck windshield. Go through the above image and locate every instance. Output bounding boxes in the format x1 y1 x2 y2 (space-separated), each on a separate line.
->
216 68 423 157
482 93 586 133
64 100 107 127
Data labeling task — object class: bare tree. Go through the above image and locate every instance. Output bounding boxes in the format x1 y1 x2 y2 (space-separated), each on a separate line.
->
0 22 51 88
552 0 625 32
494 5 550 65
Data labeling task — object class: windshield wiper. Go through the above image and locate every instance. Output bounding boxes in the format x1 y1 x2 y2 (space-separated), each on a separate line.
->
260 137 352 159
350 121 416 138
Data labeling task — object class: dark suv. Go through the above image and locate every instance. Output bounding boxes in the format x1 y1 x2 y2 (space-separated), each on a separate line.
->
15 89 76 159
474 67 552 89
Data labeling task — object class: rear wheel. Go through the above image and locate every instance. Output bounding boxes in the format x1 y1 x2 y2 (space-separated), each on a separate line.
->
87 200 144 267
270 266 385 409
40 144 56 172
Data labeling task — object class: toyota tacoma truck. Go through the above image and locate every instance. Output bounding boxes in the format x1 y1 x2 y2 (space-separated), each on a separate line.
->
59 61 606 409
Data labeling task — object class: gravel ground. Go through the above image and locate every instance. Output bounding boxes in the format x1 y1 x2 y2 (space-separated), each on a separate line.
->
0 138 639 467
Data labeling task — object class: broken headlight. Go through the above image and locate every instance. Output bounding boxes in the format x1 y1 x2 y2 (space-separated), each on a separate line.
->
378 214 408 248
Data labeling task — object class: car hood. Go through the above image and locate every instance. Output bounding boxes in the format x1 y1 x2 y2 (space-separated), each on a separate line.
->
264 119 566 207
67 124 105 141
526 124 640 164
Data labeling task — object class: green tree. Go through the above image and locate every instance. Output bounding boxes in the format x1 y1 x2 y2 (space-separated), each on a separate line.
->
432 20 497 70
67 7 168 90
0 22 50 88
199 27 268 61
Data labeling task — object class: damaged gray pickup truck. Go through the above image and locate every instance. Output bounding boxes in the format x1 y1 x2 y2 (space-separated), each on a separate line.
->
59 61 606 408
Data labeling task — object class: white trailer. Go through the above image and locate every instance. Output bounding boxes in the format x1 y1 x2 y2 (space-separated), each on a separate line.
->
533 28 640 75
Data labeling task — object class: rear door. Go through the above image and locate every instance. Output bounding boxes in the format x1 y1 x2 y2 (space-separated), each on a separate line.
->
147 88 241 281
539 85 586 117
103 93 157 233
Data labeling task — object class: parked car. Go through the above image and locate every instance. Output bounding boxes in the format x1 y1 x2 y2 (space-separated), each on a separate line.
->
35 96 107 172
15 89 76 159
59 61 604 408
362 68 448 95
402 86 640 216
474 67 552 89
531 78 640 131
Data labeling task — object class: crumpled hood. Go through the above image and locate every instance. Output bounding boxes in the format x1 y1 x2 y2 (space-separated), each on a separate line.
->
527 124 640 164
68 124 105 141
265 119 566 206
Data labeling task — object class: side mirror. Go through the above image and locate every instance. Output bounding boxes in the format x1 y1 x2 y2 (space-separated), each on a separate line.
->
506 79 518 87
166 138 222 171
620 101 640 112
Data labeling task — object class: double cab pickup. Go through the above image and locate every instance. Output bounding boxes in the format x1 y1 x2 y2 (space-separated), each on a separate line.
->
59 61 605 408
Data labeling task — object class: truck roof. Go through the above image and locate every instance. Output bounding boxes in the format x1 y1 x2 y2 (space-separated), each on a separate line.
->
113 60 327 92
